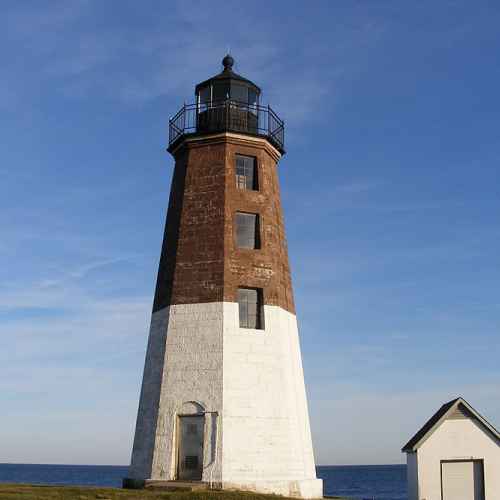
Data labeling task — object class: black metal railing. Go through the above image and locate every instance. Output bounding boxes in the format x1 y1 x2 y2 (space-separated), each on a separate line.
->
168 100 285 152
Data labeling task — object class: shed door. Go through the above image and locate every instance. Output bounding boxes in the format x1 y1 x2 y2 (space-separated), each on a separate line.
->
441 460 484 500
177 415 204 481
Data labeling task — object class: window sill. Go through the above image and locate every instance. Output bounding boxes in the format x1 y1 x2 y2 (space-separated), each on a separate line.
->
235 247 262 252
239 327 265 333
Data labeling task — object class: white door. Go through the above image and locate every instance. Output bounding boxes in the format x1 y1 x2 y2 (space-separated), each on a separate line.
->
442 460 484 500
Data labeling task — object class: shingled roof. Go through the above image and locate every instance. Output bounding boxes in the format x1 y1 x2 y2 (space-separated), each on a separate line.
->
402 396 500 453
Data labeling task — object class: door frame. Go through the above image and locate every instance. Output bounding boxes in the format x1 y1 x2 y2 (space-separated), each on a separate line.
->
175 412 206 481
440 458 485 500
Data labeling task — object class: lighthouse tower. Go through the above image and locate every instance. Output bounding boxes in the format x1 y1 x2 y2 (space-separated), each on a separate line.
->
124 55 323 498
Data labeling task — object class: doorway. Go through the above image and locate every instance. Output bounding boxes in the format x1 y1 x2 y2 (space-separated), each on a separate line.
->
441 460 484 500
177 415 204 481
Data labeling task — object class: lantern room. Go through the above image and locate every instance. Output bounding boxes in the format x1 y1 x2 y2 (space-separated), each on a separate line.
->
195 54 260 108
167 55 284 154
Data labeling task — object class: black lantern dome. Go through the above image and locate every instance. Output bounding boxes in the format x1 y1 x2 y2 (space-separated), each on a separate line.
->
167 55 284 154
195 54 260 107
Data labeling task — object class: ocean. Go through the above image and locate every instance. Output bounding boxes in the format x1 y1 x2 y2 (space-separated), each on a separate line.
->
0 463 407 500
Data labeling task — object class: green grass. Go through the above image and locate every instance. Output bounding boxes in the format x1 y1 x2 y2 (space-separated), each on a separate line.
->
0 484 355 500
0 485 336 500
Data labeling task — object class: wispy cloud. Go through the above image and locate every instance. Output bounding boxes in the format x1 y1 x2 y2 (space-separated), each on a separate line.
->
0 251 150 464
0 252 151 460
4 0 88 39
0 0 387 129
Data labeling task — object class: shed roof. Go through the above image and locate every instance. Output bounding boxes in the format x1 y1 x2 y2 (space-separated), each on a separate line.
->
402 397 500 453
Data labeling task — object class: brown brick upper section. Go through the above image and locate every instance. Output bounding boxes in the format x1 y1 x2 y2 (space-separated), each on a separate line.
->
153 133 295 314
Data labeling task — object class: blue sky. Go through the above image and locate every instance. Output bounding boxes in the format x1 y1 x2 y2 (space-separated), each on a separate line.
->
1 0 499 466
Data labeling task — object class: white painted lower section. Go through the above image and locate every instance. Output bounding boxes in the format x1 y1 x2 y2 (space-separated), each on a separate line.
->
408 418 499 500
129 303 224 483
128 302 322 498
222 303 320 496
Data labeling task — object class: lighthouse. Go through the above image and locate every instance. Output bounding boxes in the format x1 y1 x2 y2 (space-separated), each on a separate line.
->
124 55 323 498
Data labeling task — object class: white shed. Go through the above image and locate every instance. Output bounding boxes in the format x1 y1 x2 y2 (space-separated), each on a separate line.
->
402 397 499 500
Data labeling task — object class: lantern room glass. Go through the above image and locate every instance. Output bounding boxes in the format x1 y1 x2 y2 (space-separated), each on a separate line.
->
197 83 259 108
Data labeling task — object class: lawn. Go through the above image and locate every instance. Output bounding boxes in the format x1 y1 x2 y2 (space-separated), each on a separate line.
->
0 485 350 500
0 486 281 500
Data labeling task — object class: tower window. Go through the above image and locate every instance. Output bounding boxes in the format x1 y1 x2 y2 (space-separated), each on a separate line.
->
236 155 257 190
235 212 260 249
238 288 264 329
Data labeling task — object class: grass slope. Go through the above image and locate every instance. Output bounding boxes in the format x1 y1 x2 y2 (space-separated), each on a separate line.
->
0 485 348 500
0 486 278 500
0 486 273 500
